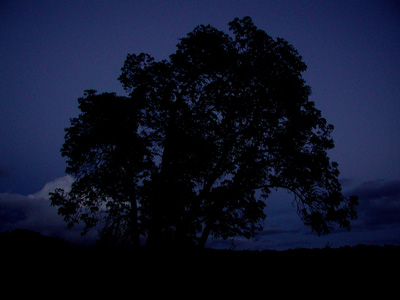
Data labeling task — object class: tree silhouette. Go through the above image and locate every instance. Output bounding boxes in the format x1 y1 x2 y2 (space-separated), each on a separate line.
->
50 17 358 248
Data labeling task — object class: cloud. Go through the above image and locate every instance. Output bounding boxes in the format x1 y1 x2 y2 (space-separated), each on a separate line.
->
3 176 399 249
0 176 97 245
349 180 400 201
28 175 74 199
347 179 400 230
0 193 31 226
239 181 400 250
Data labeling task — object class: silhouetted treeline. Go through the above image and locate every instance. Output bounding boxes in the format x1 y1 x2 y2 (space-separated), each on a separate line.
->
2 229 398 261
0 229 74 250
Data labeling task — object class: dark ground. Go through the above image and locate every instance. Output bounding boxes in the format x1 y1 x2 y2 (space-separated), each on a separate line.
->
2 229 398 292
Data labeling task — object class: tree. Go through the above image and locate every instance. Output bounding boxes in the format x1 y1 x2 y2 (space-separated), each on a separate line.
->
50 17 358 248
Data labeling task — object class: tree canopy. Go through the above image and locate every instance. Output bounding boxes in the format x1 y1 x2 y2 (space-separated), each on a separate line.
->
50 17 358 248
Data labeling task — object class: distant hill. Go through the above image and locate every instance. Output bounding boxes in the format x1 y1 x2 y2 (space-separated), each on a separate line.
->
1 229 399 268
0 229 74 250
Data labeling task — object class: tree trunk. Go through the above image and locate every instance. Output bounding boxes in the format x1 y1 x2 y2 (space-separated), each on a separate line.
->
129 193 140 248
146 192 163 248
197 189 227 248
198 223 212 248
147 98 179 248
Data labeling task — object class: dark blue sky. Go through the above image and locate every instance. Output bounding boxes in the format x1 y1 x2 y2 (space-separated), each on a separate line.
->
1 0 399 249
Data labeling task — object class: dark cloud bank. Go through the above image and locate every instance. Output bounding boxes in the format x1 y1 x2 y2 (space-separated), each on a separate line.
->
0 176 98 245
348 180 400 230
0 176 399 249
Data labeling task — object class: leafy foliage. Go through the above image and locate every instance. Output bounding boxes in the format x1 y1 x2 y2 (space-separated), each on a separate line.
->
50 17 358 248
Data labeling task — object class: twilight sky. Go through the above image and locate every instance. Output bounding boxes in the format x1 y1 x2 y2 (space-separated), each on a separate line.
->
1 0 399 249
